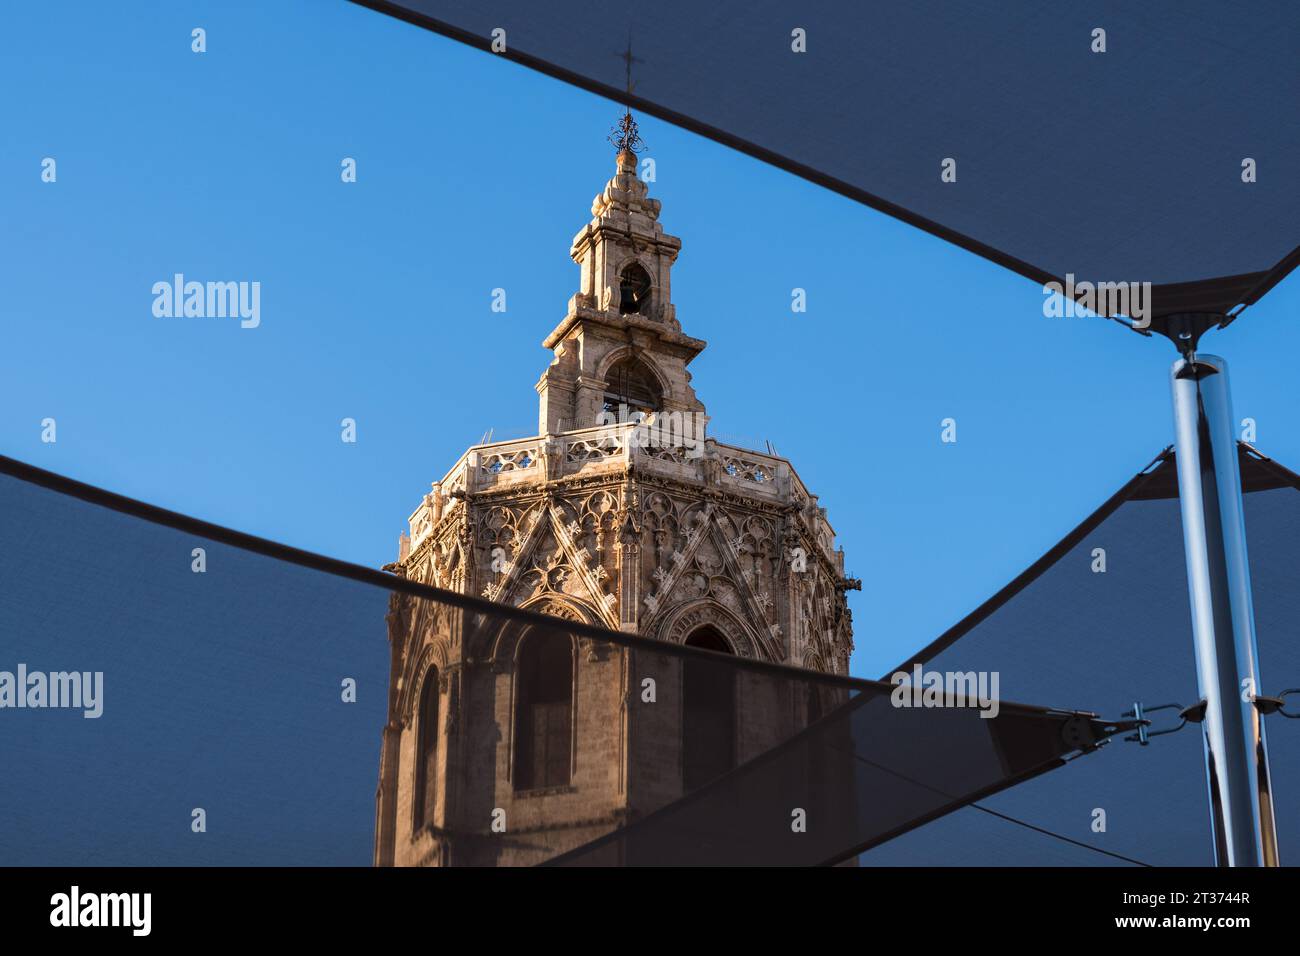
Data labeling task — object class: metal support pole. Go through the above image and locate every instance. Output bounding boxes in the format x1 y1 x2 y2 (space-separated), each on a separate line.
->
1170 353 1279 866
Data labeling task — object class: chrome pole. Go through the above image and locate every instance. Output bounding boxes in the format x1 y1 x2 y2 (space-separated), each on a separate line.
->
1170 353 1279 866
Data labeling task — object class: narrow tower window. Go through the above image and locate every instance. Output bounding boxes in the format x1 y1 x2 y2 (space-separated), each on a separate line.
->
514 632 574 790
413 667 440 830
682 625 737 791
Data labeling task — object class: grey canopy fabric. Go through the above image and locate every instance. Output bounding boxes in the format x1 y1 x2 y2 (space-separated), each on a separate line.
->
4 445 1297 865
353 0 1300 331
861 444 1300 866
0 455 1123 866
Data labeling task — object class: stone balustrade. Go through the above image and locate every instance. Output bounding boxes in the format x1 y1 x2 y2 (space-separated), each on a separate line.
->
406 424 838 567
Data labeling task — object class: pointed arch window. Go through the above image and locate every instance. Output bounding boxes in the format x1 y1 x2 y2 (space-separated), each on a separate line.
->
602 356 662 420
618 261 654 316
514 631 574 790
413 667 440 830
682 626 737 792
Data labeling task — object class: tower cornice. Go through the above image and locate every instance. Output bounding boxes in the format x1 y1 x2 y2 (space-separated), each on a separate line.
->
542 303 706 358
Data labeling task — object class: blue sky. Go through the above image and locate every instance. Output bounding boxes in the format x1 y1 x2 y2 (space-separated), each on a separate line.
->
3 0 1299 682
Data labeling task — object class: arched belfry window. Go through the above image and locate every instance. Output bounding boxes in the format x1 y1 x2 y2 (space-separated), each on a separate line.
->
602 356 662 419
413 667 439 830
618 261 653 316
682 626 737 792
514 631 574 790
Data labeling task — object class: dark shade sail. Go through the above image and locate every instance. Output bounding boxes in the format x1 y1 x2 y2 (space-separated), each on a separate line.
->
351 0 1300 329
861 443 1300 866
0 455 1122 866
547 684 1112 866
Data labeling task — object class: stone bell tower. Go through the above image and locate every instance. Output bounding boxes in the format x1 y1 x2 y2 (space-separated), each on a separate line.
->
374 115 858 866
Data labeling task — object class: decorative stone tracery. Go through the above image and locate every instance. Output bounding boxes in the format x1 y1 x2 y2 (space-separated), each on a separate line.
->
658 599 759 659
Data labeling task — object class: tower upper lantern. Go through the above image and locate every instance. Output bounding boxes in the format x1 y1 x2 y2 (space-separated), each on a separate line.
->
536 115 707 436
573 110 679 323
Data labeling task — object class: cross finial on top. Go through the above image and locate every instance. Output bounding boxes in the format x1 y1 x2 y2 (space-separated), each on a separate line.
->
608 35 646 155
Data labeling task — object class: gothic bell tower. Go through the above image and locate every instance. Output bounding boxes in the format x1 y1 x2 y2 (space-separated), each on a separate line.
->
374 117 858 866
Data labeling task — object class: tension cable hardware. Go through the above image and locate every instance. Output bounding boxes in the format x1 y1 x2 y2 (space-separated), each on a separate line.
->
1269 688 1300 719
1121 700 1202 745
1122 691 1297 741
